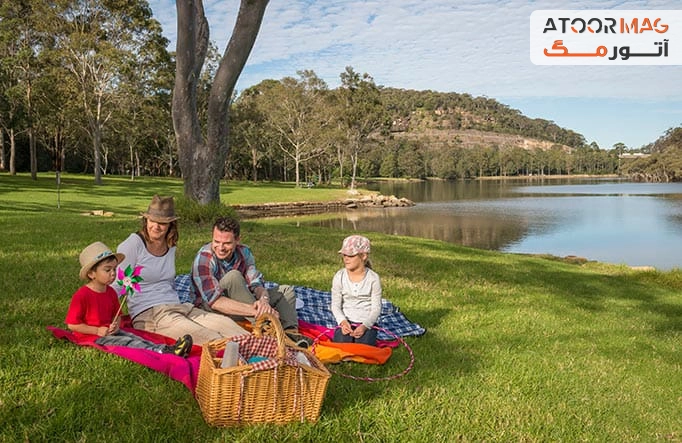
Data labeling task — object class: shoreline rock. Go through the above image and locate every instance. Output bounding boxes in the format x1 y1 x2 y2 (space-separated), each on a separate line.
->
232 194 415 219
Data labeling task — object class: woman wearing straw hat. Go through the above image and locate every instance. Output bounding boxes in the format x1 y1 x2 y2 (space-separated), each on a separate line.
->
115 195 246 345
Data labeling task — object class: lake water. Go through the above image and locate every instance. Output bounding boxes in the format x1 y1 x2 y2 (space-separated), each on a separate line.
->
304 179 682 270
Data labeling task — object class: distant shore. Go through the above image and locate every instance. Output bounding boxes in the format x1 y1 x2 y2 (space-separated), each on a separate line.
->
475 174 619 180
368 174 620 183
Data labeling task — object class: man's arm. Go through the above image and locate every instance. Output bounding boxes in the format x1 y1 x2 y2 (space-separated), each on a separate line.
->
239 245 266 293
191 246 227 307
191 245 276 318
238 246 279 317
210 296 258 317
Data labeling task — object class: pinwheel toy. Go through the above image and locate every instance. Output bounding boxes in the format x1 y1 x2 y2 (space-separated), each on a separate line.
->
112 264 143 321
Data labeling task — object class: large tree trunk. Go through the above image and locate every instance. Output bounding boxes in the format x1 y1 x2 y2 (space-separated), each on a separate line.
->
174 0 269 204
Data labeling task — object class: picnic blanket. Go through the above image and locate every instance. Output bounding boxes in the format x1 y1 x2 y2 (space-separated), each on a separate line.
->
175 275 427 341
49 279 425 391
47 322 202 393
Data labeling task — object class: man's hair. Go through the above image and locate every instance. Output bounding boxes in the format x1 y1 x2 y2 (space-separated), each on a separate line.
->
213 216 240 237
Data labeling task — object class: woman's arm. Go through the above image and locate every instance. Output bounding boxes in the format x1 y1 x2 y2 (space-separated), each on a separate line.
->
330 270 347 325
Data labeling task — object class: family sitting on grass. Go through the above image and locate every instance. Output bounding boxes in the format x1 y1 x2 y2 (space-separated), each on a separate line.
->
65 195 383 356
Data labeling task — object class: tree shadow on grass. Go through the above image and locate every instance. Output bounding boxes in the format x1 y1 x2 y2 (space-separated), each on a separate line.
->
385 238 682 336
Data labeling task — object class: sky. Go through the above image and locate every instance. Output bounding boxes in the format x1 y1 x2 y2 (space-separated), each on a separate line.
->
147 0 682 150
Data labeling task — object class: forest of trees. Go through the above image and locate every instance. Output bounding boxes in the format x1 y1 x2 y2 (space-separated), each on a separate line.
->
1 0 680 186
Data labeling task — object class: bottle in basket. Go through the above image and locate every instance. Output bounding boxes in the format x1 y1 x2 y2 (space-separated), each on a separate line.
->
221 341 240 368
296 351 311 366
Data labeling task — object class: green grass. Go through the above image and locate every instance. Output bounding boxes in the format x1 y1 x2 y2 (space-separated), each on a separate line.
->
1 173 681 442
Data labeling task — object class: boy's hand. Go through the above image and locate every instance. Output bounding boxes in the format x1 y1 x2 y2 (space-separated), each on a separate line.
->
106 317 121 335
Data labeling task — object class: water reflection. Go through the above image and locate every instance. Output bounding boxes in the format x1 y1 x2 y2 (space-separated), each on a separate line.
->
313 204 531 250
301 180 682 270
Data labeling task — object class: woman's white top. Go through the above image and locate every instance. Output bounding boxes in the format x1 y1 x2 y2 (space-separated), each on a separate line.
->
115 233 180 318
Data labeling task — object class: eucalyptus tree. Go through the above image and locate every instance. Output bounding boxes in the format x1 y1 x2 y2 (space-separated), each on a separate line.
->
54 0 169 184
336 66 389 190
230 86 268 181
173 0 269 204
0 1 46 177
33 72 79 172
429 142 462 179
0 54 20 174
254 71 332 187
112 14 174 179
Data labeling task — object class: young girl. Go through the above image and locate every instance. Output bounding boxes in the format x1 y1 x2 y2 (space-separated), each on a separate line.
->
330 235 382 346
66 241 193 357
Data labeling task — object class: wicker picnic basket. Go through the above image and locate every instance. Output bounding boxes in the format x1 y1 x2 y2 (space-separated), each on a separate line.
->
195 313 330 426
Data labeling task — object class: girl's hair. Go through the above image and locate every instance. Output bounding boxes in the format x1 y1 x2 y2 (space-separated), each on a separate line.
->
139 218 179 247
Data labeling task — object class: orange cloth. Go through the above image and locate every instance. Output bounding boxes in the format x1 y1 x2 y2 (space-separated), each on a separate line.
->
313 341 392 365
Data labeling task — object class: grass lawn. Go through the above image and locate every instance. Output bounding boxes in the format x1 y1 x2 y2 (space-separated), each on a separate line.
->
1 173 681 442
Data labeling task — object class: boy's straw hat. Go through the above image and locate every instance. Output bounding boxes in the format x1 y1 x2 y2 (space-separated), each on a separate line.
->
79 241 125 280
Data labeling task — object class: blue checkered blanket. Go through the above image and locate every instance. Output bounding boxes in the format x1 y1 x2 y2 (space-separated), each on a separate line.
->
175 274 425 341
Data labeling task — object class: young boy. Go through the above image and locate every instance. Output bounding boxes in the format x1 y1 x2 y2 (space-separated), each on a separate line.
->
65 241 193 357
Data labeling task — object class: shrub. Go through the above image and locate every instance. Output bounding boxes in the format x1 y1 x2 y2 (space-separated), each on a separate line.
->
174 196 238 225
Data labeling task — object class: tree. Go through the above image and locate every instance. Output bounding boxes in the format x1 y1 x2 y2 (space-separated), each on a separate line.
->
0 1 43 177
56 0 170 184
337 66 388 190
257 71 331 187
231 87 267 181
173 0 269 204
613 142 627 175
112 15 175 179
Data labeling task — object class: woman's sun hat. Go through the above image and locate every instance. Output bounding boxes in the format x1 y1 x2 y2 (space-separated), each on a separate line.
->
140 195 178 223
79 241 125 280
338 235 371 256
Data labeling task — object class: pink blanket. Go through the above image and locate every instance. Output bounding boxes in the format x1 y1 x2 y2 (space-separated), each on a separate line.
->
48 320 403 392
47 325 202 393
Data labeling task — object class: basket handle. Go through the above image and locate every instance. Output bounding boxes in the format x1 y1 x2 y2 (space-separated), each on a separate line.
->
253 312 287 360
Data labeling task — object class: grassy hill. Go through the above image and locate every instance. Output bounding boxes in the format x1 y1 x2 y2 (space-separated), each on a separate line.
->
381 88 584 153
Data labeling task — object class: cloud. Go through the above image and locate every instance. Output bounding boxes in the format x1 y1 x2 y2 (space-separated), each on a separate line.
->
148 0 682 148
148 0 681 100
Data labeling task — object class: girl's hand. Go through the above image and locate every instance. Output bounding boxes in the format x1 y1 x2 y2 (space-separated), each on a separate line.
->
340 320 352 335
351 324 368 338
97 326 109 337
